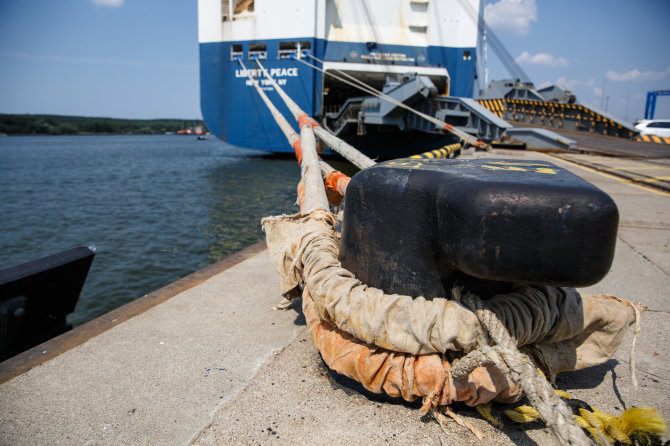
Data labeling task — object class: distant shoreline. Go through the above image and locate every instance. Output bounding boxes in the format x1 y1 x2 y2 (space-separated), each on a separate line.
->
0 114 208 136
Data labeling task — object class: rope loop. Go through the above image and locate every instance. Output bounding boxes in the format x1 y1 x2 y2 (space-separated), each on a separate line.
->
459 292 592 446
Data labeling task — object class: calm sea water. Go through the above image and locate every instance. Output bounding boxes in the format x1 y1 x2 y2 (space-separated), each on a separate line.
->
0 135 303 326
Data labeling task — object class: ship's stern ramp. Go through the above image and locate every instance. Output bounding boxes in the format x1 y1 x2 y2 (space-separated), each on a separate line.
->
478 80 638 139
323 69 510 144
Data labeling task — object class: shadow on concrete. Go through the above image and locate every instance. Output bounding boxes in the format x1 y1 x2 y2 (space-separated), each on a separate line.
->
555 359 617 390
280 297 306 326
555 359 626 409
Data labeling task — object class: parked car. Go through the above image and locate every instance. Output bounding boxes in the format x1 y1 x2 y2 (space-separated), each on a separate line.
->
634 119 670 137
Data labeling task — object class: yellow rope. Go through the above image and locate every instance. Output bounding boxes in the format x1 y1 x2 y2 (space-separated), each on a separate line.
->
476 403 502 427
573 412 602 443
495 389 668 446
619 407 668 439
504 405 541 423
554 389 570 399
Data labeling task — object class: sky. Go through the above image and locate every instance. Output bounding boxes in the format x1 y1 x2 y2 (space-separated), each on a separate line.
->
483 0 670 122
0 0 669 122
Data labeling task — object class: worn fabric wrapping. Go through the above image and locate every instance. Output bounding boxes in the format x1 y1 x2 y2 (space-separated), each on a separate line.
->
303 290 523 407
526 293 638 379
262 210 636 372
262 211 485 354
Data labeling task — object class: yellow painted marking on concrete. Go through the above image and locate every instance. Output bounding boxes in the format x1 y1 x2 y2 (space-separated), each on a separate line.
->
634 176 670 183
546 154 670 197
641 135 651 142
607 165 670 171
603 163 652 169
663 137 670 144
651 135 662 143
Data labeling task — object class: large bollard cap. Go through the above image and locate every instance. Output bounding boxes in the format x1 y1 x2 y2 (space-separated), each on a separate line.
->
340 158 619 298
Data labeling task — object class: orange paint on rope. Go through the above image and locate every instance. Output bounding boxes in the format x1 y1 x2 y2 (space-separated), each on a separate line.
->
296 178 306 212
291 140 303 165
324 171 351 206
298 114 320 129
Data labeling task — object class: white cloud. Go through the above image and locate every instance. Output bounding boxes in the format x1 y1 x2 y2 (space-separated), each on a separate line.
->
516 51 568 67
592 87 603 97
549 77 596 92
90 0 124 7
485 0 537 35
556 77 579 90
606 67 670 82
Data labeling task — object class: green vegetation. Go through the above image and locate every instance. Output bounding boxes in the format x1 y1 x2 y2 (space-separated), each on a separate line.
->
0 114 208 135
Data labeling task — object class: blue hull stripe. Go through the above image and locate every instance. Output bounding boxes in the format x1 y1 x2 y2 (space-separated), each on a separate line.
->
199 38 475 154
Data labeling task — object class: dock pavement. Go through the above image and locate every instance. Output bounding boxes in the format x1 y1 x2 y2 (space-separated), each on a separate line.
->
1 148 668 445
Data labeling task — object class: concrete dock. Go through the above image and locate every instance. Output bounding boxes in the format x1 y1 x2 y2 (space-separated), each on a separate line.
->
1 147 668 445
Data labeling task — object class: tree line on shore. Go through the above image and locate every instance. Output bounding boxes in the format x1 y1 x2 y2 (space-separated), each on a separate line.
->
0 114 208 135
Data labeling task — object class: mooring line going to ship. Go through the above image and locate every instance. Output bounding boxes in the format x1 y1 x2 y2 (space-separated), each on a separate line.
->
248 58 376 170
248 57 588 443
236 59 301 159
240 56 665 446
292 52 488 150
237 57 350 207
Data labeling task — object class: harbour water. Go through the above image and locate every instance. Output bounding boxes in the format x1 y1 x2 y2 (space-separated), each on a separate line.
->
0 135 303 326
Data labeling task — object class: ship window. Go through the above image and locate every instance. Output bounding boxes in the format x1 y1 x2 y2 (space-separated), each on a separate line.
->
222 0 231 21
230 44 243 61
248 43 267 60
222 0 254 21
278 41 311 59
463 50 472 61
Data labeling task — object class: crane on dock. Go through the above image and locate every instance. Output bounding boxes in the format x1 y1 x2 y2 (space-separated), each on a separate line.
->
644 90 670 120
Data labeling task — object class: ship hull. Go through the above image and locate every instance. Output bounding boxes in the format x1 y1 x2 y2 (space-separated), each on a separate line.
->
198 0 480 157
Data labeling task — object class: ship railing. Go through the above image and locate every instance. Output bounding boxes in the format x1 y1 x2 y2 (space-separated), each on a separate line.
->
278 41 311 60
248 43 267 60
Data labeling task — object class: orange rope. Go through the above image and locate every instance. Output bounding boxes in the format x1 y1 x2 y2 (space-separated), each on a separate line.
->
303 291 523 409
323 171 350 206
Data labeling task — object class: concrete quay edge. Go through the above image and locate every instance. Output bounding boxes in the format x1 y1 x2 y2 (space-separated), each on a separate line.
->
0 241 268 385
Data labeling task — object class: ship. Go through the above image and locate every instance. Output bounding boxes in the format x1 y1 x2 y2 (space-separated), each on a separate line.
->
197 0 512 159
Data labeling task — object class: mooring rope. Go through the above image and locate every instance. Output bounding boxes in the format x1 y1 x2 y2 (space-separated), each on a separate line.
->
252 58 376 170
295 52 488 149
298 123 330 213
247 55 643 446
237 57 334 213
452 291 592 446
237 57 353 198
237 58 302 160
